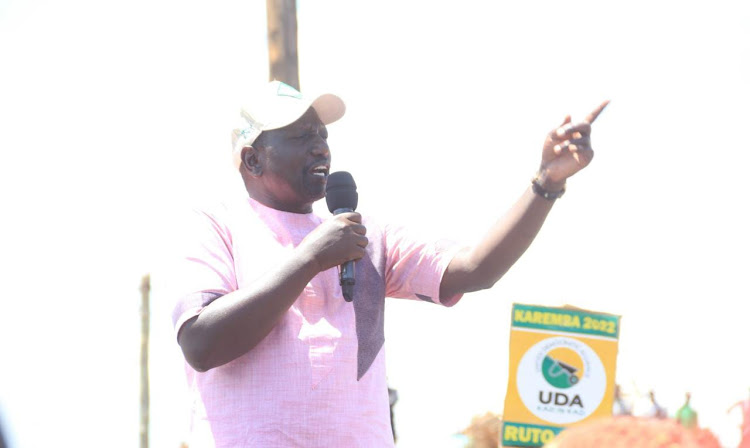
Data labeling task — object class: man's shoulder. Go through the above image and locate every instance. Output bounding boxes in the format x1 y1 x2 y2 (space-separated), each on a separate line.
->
190 191 250 218
173 194 255 242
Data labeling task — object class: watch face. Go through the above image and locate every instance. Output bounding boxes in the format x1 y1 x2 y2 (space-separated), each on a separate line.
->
532 178 565 200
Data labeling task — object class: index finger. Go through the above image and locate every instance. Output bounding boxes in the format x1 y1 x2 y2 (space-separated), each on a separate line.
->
584 100 610 124
339 211 362 224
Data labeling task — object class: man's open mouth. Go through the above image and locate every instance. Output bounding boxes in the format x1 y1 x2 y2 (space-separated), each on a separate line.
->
310 165 329 178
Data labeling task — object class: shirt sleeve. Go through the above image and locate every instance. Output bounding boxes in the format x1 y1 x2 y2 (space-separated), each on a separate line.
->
169 205 238 339
382 221 466 307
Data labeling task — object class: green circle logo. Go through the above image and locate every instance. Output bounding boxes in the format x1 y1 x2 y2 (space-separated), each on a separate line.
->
541 347 584 389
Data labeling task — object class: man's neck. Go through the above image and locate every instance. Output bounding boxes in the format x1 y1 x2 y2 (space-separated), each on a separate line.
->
245 189 314 214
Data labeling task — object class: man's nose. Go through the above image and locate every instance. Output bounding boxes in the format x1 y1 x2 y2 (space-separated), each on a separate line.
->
310 139 330 157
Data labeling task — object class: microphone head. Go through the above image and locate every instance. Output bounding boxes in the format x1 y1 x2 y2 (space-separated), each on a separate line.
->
325 171 358 213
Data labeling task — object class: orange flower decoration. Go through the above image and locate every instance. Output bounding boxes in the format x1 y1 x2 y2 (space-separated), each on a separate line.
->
545 416 720 448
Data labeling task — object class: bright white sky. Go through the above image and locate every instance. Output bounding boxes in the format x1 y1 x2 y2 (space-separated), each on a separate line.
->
1 0 749 447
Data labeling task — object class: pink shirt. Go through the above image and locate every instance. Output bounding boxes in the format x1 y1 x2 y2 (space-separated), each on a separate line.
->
171 196 463 447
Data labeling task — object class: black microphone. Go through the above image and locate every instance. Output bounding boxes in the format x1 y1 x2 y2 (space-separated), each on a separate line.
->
325 171 358 302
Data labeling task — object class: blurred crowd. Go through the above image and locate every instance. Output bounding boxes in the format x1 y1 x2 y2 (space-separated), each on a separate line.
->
610 385 750 448
457 386 750 448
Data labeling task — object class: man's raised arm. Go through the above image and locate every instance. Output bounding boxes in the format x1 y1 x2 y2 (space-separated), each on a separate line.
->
439 101 609 301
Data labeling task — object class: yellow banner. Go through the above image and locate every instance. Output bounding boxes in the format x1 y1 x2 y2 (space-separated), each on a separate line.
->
501 304 621 447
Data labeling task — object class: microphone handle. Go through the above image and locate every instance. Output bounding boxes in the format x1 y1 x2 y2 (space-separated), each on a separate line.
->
333 207 356 302
341 266 355 302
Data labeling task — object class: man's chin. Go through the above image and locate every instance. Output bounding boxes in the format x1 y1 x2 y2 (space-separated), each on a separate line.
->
301 193 324 207
305 184 327 202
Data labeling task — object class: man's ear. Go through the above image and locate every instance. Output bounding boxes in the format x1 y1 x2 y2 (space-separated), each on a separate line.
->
241 146 262 177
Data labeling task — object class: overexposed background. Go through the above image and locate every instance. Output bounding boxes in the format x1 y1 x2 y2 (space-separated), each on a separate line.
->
1 0 749 446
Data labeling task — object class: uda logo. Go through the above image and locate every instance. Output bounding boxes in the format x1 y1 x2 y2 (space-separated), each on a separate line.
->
516 337 607 425
542 346 583 388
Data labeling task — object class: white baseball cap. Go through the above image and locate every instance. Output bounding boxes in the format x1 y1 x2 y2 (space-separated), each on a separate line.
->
231 80 346 168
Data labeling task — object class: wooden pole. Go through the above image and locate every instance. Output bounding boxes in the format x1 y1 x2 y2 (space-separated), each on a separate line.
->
139 274 150 448
266 0 300 90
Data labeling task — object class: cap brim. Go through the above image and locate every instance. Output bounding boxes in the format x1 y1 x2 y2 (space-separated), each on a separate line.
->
312 93 346 126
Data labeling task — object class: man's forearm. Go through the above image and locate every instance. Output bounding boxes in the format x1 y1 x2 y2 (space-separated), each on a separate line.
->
442 100 608 301
440 186 556 300
178 249 320 372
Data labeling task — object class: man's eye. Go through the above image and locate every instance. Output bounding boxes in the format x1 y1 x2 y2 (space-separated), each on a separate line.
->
292 129 325 139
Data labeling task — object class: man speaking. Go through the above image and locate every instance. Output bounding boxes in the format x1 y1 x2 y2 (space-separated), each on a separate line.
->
169 80 608 447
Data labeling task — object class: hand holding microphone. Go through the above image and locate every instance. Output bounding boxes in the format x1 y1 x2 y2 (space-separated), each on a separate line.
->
325 171 362 302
